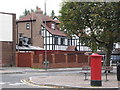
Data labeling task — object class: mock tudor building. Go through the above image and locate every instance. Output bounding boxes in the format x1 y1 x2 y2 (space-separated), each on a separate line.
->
0 12 16 66
16 8 91 51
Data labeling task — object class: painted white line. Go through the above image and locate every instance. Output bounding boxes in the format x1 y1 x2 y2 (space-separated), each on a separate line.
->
9 83 25 86
0 82 10 85
0 82 5 85
21 79 47 88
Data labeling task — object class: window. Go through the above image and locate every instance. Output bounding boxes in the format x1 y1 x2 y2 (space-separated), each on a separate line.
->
54 37 58 44
61 38 65 45
26 23 30 30
51 24 55 30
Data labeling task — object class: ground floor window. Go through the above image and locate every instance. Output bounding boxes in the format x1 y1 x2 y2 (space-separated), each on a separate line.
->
61 38 65 45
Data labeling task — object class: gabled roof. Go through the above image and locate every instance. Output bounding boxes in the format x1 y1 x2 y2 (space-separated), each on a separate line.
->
54 20 61 24
17 11 58 23
53 16 61 24
43 15 54 22
17 8 42 22
42 23 67 37
17 12 36 22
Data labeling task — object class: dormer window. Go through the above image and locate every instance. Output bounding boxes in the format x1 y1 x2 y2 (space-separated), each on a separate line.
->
51 24 55 30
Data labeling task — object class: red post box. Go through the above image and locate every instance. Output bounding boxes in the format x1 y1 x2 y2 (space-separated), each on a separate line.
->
90 53 102 86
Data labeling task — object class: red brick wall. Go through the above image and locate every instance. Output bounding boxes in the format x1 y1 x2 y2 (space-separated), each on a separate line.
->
16 50 89 68
16 52 33 67
31 54 43 68
55 54 66 63
33 54 39 63
2 42 14 66
46 55 53 63
32 51 89 68
34 50 85 55
78 54 88 63
68 54 76 63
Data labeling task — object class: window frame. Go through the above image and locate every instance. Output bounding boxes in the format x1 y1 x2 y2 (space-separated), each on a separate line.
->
61 38 65 45
26 23 30 30
54 37 58 45
51 23 55 30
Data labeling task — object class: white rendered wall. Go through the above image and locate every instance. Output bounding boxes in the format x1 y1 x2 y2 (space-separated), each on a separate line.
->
115 43 120 48
0 13 13 41
58 46 68 50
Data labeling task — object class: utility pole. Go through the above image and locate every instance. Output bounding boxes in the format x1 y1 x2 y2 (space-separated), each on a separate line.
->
44 0 49 71
30 17 33 46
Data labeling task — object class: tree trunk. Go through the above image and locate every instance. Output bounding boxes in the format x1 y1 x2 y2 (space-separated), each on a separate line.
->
105 50 112 66
105 43 114 66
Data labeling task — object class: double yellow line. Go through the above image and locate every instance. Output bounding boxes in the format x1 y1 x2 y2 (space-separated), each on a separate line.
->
20 79 42 87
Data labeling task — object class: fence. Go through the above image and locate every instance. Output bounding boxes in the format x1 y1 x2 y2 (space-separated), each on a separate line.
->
16 50 89 68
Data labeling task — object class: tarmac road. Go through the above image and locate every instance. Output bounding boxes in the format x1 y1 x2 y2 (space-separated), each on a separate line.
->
1 67 119 90
1 67 80 89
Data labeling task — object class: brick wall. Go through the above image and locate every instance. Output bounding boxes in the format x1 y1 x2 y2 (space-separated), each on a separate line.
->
16 52 33 67
16 13 44 48
33 50 88 68
16 50 89 68
2 42 13 66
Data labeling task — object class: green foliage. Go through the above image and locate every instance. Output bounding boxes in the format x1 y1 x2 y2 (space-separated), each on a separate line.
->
19 6 39 18
31 67 40 69
23 9 30 16
31 9 34 12
51 10 55 18
19 9 30 18
59 2 120 66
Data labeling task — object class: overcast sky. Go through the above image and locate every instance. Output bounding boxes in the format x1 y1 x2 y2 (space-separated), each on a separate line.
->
0 0 62 19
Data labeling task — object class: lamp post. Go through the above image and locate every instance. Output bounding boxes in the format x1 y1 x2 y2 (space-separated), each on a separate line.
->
30 17 33 46
44 0 49 70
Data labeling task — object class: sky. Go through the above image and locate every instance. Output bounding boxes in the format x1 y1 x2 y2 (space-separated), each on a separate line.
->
0 0 63 19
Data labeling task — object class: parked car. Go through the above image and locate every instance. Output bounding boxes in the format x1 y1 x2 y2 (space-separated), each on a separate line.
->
111 55 120 65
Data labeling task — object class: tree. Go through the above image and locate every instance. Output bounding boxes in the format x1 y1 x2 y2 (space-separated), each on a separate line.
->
19 9 30 18
23 9 30 16
19 6 39 18
59 2 120 66
51 10 55 18
35 6 39 12
31 9 35 12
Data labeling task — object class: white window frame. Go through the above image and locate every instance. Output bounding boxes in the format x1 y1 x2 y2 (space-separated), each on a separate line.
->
51 24 55 30
26 23 30 30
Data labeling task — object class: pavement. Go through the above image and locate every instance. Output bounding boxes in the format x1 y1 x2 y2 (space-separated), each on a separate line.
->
0 67 82 74
0 67 120 90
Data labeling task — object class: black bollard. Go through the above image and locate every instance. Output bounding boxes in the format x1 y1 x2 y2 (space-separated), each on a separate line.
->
117 63 120 81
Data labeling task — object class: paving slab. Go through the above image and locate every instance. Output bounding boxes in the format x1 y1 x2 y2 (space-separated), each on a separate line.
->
29 73 119 89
